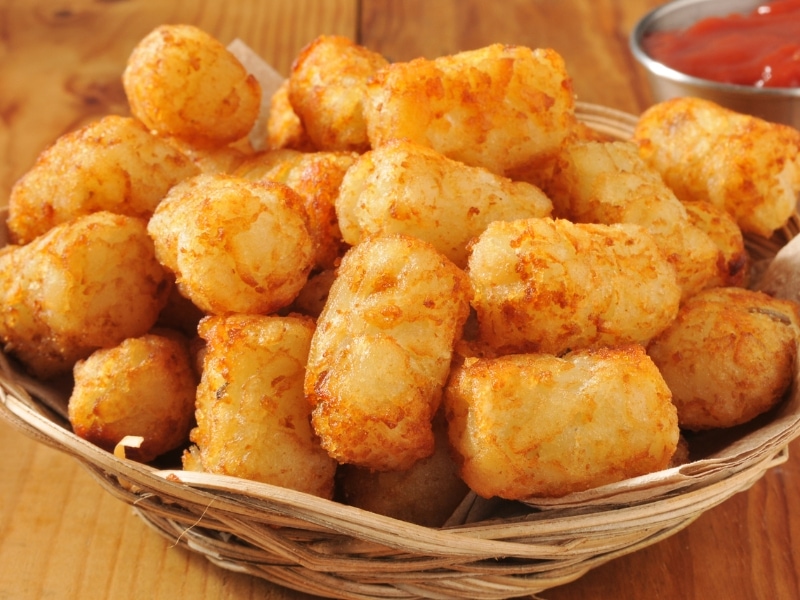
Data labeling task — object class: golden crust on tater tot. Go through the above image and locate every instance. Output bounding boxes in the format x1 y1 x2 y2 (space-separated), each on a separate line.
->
336 139 553 268
364 44 578 178
444 345 679 500
68 332 198 463
0 212 170 379
7 115 199 245
634 97 800 238
543 140 722 301
147 173 314 315
123 24 261 148
236 149 358 269
647 287 800 431
186 313 337 499
467 217 681 356
305 234 471 472
289 35 388 152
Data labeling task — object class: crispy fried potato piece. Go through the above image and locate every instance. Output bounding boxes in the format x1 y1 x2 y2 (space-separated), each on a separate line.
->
444 345 679 500
336 139 553 268
634 97 800 238
364 44 578 178
0 212 170 379
68 332 197 463
289 35 388 152
544 140 721 300
147 173 314 315
7 115 199 245
683 200 748 288
123 24 261 148
266 79 316 151
236 149 358 269
467 217 681 355
305 234 471 471
185 314 337 498
336 412 468 527
647 287 800 431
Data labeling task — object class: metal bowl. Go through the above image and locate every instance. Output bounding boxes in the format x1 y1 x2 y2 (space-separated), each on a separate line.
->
630 0 800 128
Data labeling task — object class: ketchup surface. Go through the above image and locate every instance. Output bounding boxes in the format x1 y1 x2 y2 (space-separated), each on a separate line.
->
642 0 800 88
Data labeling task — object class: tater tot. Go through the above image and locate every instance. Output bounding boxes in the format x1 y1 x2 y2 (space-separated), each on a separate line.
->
335 139 553 268
467 217 681 355
647 287 800 431
185 314 337 499
147 173 314 315
305 234 471 472
0 212 171 379
444 345 679 500
266 79 316 152
336 412 468 527
634 97 800 238
68 332 198 463
236 149 358 269
123 24 261 148
364 44 577 178
544 140 721 300
683 200 748 289
289 35 388 152
7 115 199 245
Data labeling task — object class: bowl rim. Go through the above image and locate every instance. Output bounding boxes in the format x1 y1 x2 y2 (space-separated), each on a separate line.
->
629 0 800 98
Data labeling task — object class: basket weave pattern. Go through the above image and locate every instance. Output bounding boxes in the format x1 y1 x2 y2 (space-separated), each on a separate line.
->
1 103 799 600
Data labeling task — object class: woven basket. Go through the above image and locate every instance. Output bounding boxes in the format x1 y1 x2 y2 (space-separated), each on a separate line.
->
2 103 800 600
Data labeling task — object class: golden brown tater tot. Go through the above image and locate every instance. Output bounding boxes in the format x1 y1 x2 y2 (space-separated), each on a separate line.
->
186 313 337 498
305 234 471 472
7 115 199 245
289 35 388 152
0 212 170 379
445 345 679 499
147 173 314 315
647 287 800 430
468 217 681 356
69 332 198 463
634 97 800 238
123 24 261 148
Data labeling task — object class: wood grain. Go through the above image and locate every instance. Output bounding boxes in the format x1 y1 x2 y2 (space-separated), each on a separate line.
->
1 1 800 599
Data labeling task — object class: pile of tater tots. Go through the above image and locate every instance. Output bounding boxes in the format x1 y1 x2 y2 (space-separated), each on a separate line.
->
2 24 800 527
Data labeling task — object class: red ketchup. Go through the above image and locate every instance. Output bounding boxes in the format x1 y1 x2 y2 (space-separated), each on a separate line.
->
642 0 800 88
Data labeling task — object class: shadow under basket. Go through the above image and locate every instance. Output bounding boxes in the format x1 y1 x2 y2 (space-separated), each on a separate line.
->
2 103 800 600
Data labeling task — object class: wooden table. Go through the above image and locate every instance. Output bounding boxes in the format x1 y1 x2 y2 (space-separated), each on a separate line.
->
1 1 799 599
